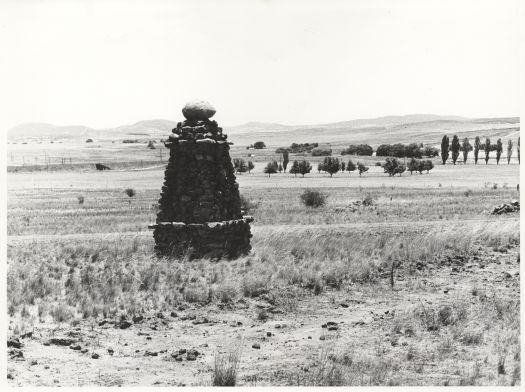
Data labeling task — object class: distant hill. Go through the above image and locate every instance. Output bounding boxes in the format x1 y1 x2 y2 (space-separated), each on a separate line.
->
7 115 519 147
7 123 95 138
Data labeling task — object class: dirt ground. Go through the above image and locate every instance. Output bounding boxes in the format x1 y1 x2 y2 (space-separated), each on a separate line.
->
7 227 519 386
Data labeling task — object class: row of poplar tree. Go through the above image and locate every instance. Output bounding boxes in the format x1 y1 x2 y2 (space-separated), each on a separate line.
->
440 135 520 165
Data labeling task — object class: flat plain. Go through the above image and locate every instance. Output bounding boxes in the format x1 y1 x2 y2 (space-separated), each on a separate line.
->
6 123 521 386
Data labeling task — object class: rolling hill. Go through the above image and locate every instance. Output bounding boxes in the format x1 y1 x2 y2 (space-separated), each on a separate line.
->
7 115 519 147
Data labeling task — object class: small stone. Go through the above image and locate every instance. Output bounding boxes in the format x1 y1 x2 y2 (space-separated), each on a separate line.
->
69 345 82 351
108 348 114 355
81 349 88 354
145 351 158 357
340 303 349 308
275 324 281 329
117 320 132 329
30 360 38 366
320 336 326 341
7 337 22 349
49 337 75 346
132 315 144 324
91 353 100 359
170 311 178 318
266 332 272 337
252 343 261 349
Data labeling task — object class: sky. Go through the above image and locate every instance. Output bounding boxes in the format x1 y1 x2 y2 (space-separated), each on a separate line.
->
0 0 522 129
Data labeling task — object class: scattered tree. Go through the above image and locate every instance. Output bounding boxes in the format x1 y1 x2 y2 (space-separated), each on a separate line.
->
233 158 248 174
474 136 481 165
341 144 373 156
341 161 346 171
311 147 332 156
289 161 300 177
317 162 323 173
346 159 356 174
320 157 340 177
507 139 513 164
461 137 471 164
441 135 450 164
247 161 254 173
253 141 266 149
451 135 460 165
282 151 289 172
518 137 520 164
383 157 406 176
484 137 491 164
263 160 278 177
357 162 369 176
278 162 283 173
296 160 312 177
496 138 503 165
407 158 419 174
422 146 440 158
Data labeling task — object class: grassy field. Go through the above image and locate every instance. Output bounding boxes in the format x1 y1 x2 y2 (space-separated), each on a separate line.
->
6 156 520 386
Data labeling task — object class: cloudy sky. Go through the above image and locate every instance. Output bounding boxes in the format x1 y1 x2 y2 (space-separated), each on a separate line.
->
0 0 522 129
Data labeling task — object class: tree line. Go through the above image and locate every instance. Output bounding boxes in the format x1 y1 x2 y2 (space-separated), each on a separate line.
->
440 135 520 165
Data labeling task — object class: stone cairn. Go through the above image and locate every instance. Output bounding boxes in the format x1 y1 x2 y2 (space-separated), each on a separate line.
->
149 100 252 258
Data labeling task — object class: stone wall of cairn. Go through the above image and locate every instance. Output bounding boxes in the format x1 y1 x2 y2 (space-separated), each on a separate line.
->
150 102 252 259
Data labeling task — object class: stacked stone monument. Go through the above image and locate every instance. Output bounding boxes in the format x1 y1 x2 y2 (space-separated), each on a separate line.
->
150 100 252 258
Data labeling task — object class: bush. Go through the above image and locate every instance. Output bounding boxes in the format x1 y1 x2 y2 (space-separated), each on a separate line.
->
124 188 136 198
239 195 259 214
311 147 332 156
300 189 327 208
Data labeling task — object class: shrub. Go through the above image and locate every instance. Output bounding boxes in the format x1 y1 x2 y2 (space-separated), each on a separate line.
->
213 351 241 386
124 188 136 198
300 189 327 208
253 141 266 149
77 195 84 205
311 147 332 156
86 139 93 143
239 195 259 214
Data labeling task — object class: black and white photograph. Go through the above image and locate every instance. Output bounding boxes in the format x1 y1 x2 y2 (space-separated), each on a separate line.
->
1 0 522 387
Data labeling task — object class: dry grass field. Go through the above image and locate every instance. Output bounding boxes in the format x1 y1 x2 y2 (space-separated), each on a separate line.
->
6 155 520 386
